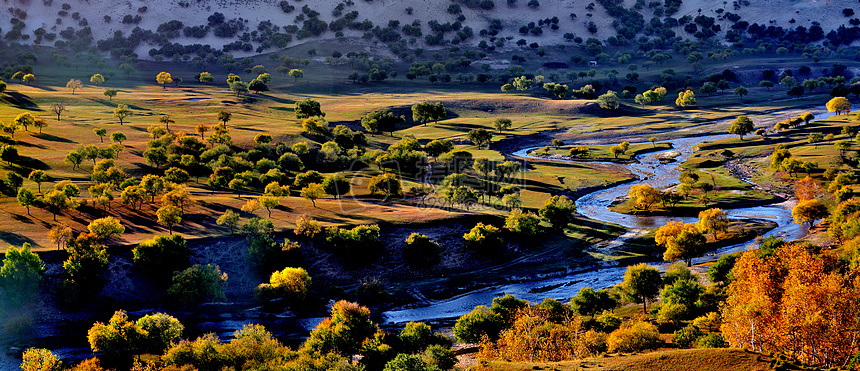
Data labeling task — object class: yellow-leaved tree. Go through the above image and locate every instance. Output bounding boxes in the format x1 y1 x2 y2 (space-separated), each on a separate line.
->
655 221 706 265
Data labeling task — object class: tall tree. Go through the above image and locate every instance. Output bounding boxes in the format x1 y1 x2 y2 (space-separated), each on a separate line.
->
620 263 662 315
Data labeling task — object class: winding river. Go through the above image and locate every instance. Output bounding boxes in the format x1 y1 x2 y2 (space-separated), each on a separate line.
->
382 109 837 324
17 108 835 368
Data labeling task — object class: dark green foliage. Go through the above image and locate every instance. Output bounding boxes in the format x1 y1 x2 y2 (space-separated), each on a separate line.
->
132 234 190 279
0 243 44 306
707 253 738 284
453 305 504 343
491 294 528 323
673 324 703 348
403 233 441 266
166 264 227 305
571 287 618 316
325 224 381 262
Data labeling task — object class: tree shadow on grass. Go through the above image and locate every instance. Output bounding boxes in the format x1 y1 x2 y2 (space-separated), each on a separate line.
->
34 133 76 143
1 92 41 111
0 231 37 248
83 97 151 111
15 156 50 171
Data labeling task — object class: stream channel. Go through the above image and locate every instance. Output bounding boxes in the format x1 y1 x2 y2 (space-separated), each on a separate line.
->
382 108 838 324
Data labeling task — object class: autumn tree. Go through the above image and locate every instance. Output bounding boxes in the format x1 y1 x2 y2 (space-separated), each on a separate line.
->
156 72 173 89
303 300 378 358
300 183 325 207
90 74 105 86
655 221 707 265
66 79 82 94
696 208 729 240
88 216 125 240
368 173 403 198
620 263 662 315
629 184 661 211
14 112 35 132
792 199 828 226
20 348 62 371
257 267 311 302
675 90 696 107
827 96 852 115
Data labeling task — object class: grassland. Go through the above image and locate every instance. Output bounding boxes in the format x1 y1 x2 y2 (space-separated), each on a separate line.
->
467 348 776 371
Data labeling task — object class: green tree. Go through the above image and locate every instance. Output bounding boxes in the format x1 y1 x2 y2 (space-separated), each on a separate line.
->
734 86 748 99
156 205 183 235
620 263 662 314
361 110 404 136
166 264 228 304
322 173 351 198
728 116 754 139
216 210 240 235
132 234 190 277
289 69 304 81
411 101 445 126
295 98 325 119
0 242 45 306
570 287 618 316
17 187 36 215
114 104 132 125
229 81 248 96
467 128 493 148
453 305 504 343
103 89 118 101
28 170 48 193
248 79 269 94
538 195 576 228
493 118 513 133
403 233 441 266
94 127 107 142
597 90 621 110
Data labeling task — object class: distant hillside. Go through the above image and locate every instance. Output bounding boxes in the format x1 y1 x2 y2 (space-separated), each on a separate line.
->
4 0 860 60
